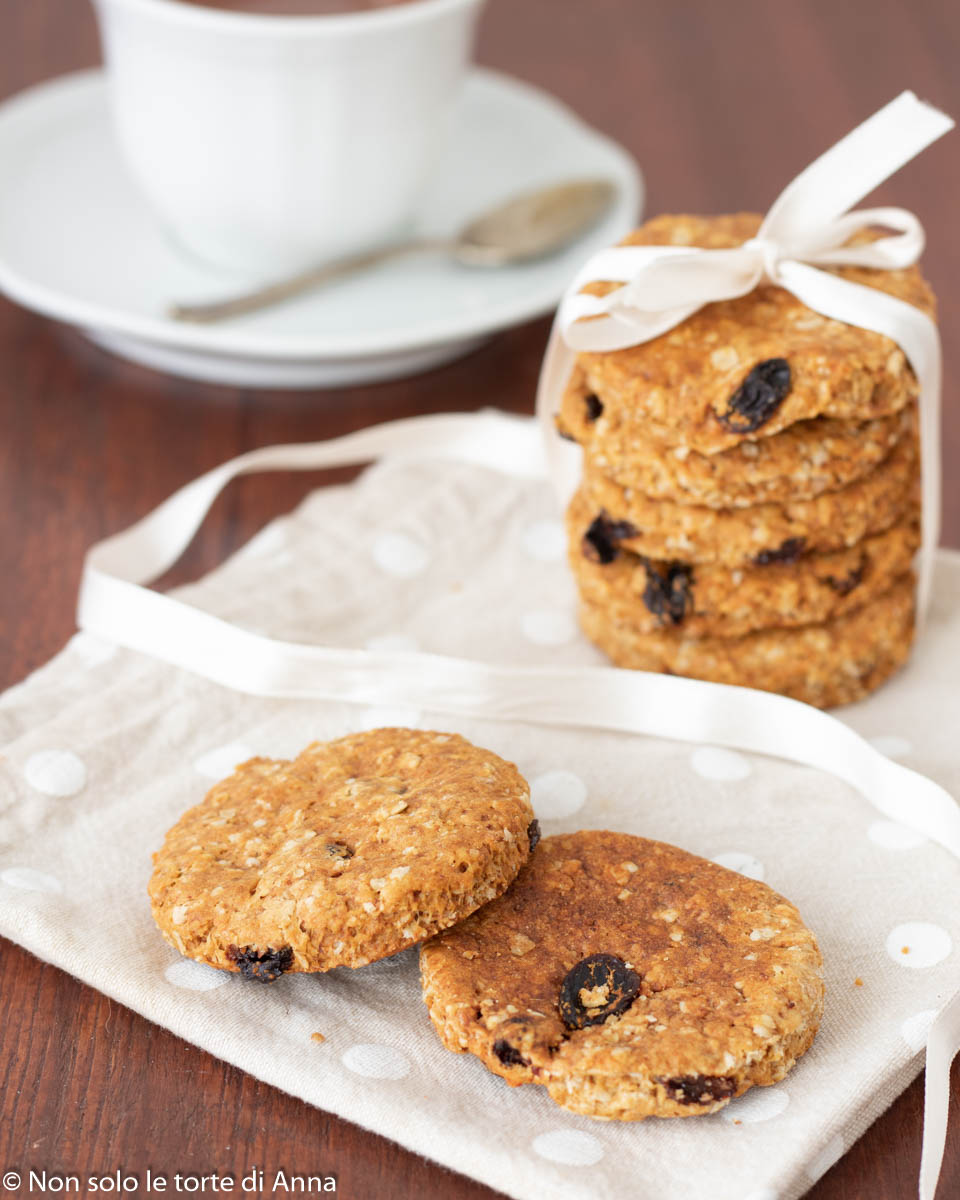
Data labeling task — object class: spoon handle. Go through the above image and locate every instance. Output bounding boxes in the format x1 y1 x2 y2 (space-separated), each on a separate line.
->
169 237 453 324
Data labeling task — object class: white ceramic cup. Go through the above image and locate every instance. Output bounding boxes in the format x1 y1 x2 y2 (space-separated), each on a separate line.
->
91 0 485 275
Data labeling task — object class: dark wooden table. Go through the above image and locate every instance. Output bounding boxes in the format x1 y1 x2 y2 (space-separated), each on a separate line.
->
1 1 957 1197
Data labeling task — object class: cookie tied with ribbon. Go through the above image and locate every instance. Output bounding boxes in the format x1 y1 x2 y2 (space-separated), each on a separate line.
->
537 91 952 626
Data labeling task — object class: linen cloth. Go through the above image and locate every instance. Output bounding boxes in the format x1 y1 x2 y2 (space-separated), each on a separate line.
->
1 455 958 1200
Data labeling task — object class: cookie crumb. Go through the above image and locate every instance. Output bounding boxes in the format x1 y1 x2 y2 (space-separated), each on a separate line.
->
311 1032 326 1044
854 977 864 987
510 933 536 957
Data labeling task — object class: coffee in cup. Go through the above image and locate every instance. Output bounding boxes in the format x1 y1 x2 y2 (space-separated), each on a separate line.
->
174 1 422 13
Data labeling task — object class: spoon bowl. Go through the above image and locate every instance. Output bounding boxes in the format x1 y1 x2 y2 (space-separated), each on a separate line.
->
454 179 618 266
171 177 619 324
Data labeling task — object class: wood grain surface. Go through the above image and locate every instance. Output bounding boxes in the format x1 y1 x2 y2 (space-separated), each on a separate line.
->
0 1 957 1197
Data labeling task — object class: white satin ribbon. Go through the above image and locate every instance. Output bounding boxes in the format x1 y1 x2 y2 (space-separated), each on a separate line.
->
535 91 953 623
76 409 958 1197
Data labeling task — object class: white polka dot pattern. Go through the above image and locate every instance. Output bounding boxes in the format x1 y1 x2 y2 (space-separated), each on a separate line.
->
24 749 87 797
869 734 913 759
901 1009 937 1052
529 770 587 819
365 633 420 654
371 532 430 578
164 959 229 991
885 922 952 969
341 1043 411 1080
194 742 255 781
72 632 118 666
690 747 752 782
711 851 765 881
531 1129 605 1166
0 866 63 894
867 820 928 850
805 1133 845 1181
520 608 576 646
521 519 566 562
721 1087 789 1123
241 522 287 559
357 706 423 731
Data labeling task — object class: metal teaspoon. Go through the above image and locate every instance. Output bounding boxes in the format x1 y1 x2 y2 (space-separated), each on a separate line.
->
169 178 618 324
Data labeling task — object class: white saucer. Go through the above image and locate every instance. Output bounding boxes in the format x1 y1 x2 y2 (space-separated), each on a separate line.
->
0 68 641 389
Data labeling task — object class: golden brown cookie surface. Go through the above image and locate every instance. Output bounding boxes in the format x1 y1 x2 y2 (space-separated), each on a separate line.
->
421 831 824 1120
150 729 534 977
575 213 932 456
558 365 913 509
577 423 918 567
568 490 919 638
578 574 915 709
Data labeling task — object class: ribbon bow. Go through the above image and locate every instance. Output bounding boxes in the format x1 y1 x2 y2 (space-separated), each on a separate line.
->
536 91 953 620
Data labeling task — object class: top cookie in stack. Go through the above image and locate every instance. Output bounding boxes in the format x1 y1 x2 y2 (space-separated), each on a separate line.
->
558 213 934 708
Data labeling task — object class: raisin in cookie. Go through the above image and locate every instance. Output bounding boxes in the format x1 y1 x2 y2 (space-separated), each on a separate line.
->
568 489 919 638
573 213 933 456
421 831 823 1120
578 573 915 708
150 729 535 979
577 424 918 568
558 364 914 509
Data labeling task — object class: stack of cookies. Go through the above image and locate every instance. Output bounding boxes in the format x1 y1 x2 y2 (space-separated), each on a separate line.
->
557 214 934 708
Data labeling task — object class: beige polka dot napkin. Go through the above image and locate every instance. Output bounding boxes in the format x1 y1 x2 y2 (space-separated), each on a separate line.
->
1 457 958 1200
